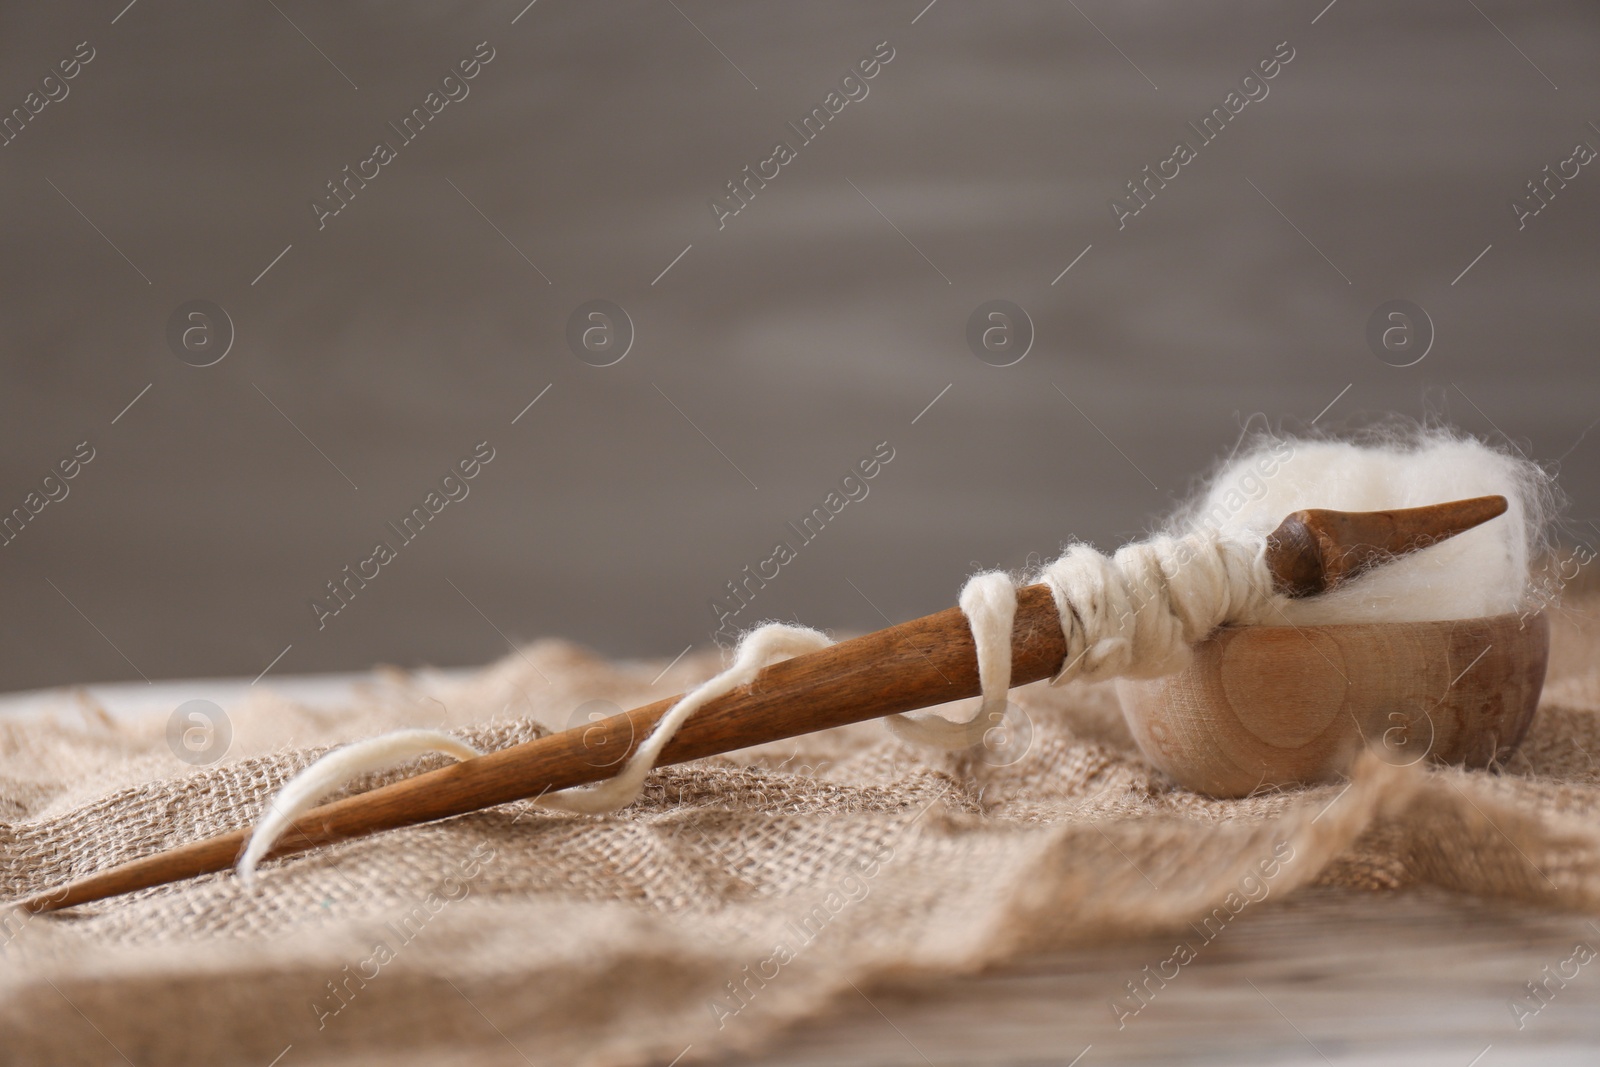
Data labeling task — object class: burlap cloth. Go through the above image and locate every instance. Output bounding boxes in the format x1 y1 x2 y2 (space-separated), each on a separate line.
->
3 596 1600 1066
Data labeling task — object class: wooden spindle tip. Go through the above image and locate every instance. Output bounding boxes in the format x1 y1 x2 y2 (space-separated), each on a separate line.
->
1265 494 1508 598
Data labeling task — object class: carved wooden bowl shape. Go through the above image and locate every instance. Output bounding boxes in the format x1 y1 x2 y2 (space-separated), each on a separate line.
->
1116 612 1550 797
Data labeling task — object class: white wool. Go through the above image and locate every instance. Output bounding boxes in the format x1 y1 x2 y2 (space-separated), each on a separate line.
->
237 729 482 884
235 632 834 883
887 571 1016 748
539 623 832 813
239 429 1555 887
1173 431 1553 625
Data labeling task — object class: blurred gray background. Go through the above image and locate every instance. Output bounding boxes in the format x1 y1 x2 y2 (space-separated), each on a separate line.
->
0 0 1595 692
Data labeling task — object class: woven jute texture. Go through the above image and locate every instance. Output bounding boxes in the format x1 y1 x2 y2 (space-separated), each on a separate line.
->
4 600 1600 1066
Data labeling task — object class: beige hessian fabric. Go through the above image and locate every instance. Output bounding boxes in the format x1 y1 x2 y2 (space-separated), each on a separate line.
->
4 598 1600 1066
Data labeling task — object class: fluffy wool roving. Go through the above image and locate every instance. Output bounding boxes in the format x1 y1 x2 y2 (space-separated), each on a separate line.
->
235 429 1559 879
1172 430 1555 625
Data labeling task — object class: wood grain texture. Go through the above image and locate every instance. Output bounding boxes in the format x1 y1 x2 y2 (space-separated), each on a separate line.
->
24 585 1071 912
1117 612 1550 797
20 497 1522 911
1263 496 1508 597
721 888 1600 1066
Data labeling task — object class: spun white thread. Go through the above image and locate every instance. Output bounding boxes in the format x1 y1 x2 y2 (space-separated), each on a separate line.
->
1042 532 1278 685
888 534 1277 745
239 628 832 881
240 535 1278 882
237 729 482 885
539 623 831 814
886 571 1016 750
239 429 1546 885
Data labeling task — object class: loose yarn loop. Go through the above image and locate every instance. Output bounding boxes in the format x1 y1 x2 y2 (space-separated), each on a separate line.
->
239 531 1279 883
539 623 831 814
237 729 483 885
238 627 831 878
886 571 1016 750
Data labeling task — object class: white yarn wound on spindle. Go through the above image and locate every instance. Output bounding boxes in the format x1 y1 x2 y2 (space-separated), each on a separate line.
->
238 628 831 881
240 430 1548 885
886 571 1016 750
239 539 1278 883
237 729 482 885
1043 532 1278 684
888 532 1280 745
538 623 831 814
